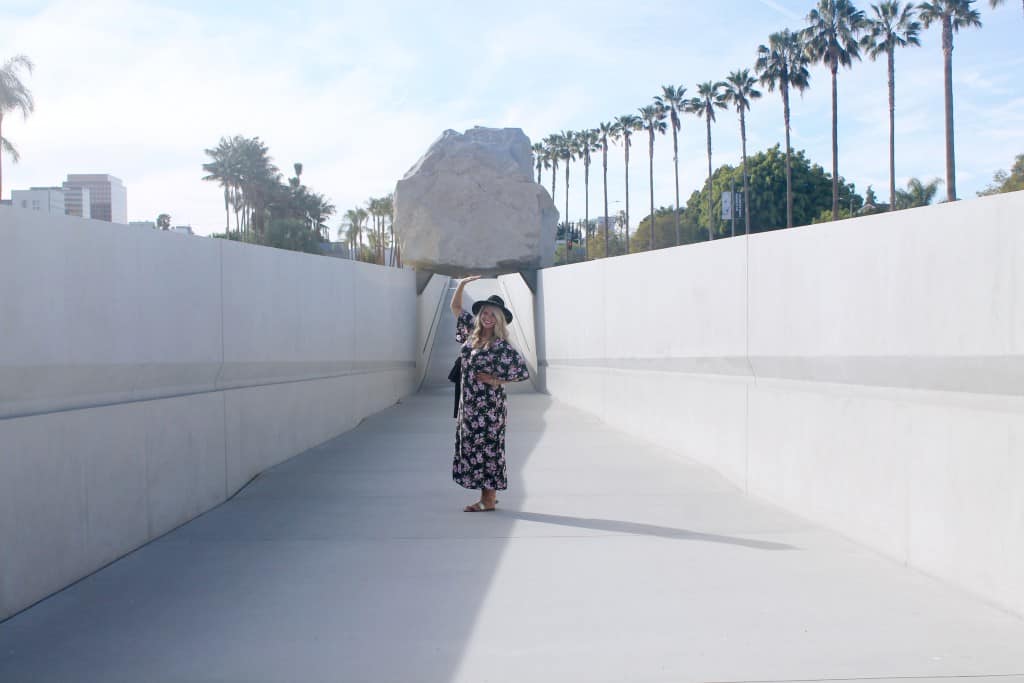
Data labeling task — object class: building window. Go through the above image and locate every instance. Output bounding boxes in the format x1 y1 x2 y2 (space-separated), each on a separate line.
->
32 200 41 210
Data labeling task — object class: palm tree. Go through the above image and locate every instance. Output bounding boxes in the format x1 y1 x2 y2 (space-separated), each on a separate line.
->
756 30 811 229
531 142 549 185
722 70 762 235
804 0 867 221
555 130 577 261
0 55 35 200
919 0 982 202
202 137 240 235
688 82 727 240
597 121 616 256
543 133 562 207
863 2 922 212
576 129 600 259
612 114 641 253
342 208 368 260
638 104 668 251
235 136 278 238
896 176 943 208
654 85 688 245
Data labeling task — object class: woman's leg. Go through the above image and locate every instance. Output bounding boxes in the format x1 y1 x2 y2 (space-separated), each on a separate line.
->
464 488 498 511
481 488 497 507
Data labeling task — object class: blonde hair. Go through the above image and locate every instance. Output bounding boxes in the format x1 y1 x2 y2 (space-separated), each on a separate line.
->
470 305 510 349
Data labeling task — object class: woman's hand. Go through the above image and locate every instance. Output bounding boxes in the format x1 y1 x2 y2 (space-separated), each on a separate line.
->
475 373 502 388
452 275 482 315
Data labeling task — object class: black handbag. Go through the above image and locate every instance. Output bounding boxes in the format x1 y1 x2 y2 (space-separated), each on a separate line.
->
448 357 461 418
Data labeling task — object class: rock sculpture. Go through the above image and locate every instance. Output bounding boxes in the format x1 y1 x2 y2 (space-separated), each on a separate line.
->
393 127 557 277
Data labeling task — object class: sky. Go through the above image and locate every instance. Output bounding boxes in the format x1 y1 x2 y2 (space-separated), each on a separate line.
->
1 0 1022 236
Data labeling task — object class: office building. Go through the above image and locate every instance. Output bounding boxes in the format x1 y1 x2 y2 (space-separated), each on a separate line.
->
63 174 126 224
62 185 92 219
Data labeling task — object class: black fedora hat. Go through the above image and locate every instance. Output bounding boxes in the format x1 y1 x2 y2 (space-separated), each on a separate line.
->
471 295 513 323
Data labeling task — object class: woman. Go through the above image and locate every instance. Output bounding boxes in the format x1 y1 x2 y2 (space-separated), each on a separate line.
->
450 275 530 512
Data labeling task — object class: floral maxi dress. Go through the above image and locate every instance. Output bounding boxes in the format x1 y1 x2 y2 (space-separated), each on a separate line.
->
452 311 530 491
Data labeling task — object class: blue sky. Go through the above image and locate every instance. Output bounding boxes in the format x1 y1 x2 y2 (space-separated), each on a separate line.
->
2 0 1022 235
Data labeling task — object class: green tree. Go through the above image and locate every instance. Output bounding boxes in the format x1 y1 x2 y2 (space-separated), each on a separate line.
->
863 1 922 212
654 85 688 245
977 153 1024 195
722 70 762 235
895 176 942 208
756 30 811 228
685 145 857 234
638 104 668 251
612 114 641 253
687 82 727 241
805 0 867 221
633 206 703 251
919 0 982 202
265 217 321 254
0 55 34 200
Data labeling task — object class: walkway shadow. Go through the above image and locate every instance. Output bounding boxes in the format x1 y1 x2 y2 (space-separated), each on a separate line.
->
502 511 797 550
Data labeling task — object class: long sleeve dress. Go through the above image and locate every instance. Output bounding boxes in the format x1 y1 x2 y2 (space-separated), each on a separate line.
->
452 311 530 491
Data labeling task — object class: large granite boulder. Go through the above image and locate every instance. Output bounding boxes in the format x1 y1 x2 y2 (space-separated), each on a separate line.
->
393 127 557 276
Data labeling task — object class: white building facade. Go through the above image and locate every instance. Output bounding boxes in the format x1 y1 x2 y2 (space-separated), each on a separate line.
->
11 187 66 215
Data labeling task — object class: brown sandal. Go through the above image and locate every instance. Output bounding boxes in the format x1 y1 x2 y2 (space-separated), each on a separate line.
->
464 501 497 512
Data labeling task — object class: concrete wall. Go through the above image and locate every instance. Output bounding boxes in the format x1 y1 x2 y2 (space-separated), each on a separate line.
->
536 191 1024 617
0 207 417 620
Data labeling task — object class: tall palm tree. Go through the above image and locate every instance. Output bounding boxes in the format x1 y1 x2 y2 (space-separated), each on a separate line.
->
341 208 368 259
531 142 549 185
804 0 867 220
202 137 240 235
756 30 811 229
557 130 577 261
919 0 982 202
543 133 562 207
0 54 35 200
380 193 395 265
863 2 922 211
654 85 688 245
612 114 641 253
576 129 600 259
722 70 762 235
687 82 727 240
638 104 668 251
597 121 616 256
235 136 279 238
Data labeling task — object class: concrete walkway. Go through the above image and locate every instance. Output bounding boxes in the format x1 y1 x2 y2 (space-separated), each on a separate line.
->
2 389 1024 683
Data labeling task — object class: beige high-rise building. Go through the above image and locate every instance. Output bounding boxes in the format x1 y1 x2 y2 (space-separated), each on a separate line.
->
63 174 126 224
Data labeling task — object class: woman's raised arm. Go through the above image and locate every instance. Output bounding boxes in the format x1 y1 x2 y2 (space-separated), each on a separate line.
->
450 275 481 316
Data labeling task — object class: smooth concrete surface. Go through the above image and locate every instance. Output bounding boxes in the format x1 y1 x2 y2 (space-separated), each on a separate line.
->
535 191 1024 617
0 207 418 619
2 390 1023 683
416 273 450 388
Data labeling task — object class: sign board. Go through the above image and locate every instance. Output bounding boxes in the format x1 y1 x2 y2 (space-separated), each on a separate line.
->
721 191 744 219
